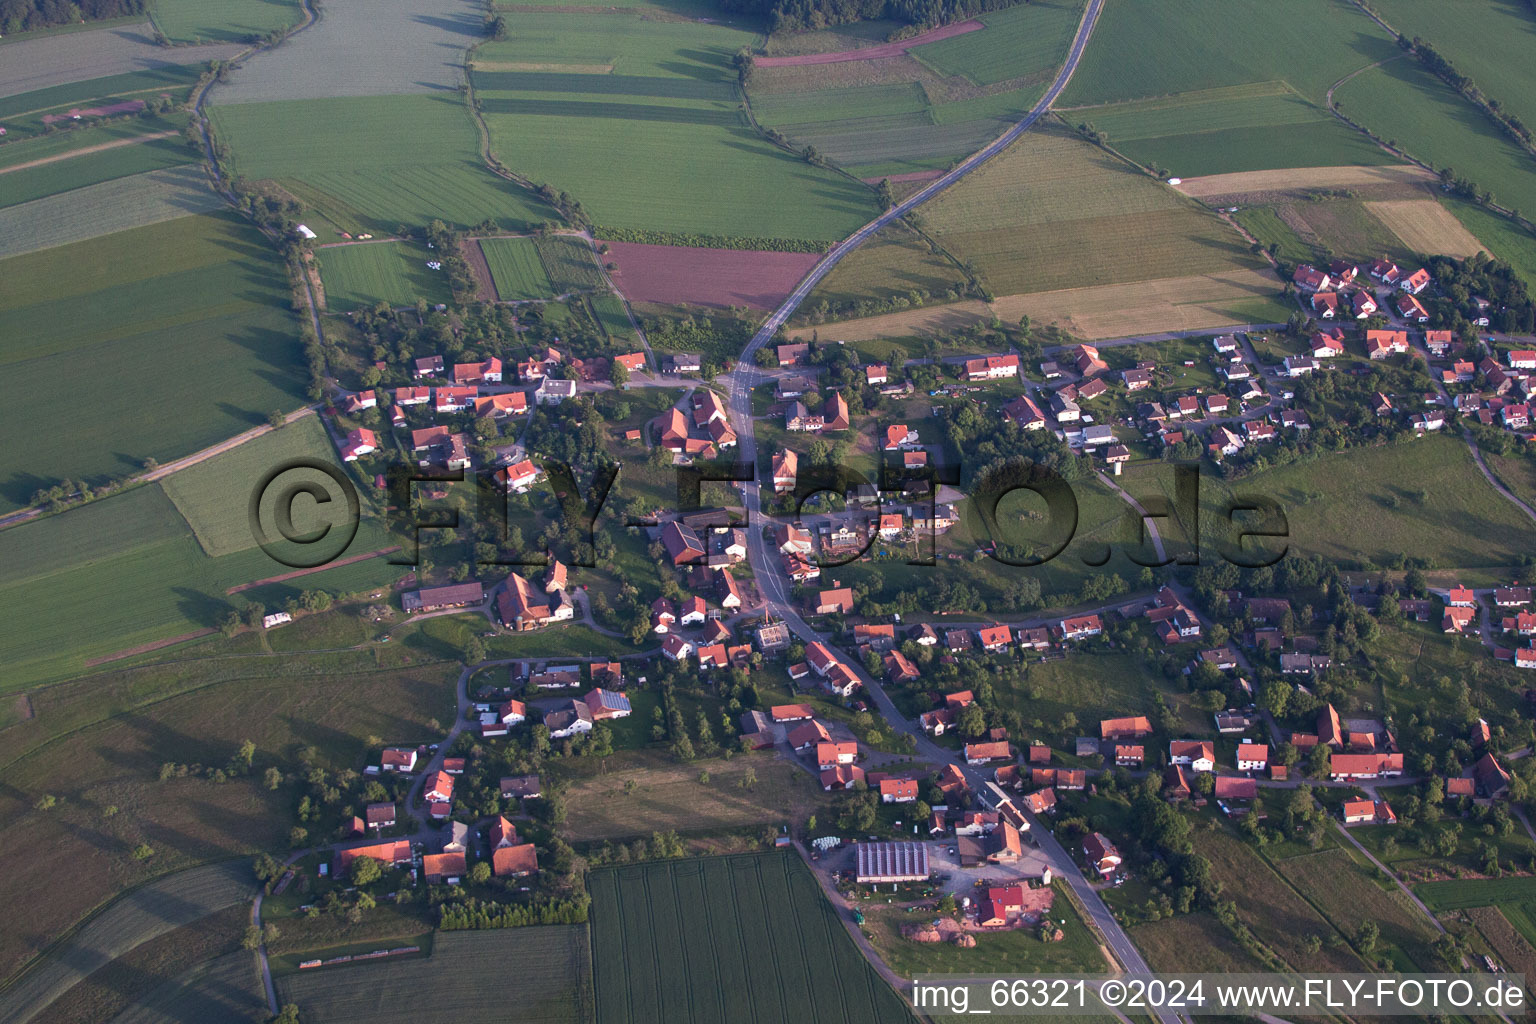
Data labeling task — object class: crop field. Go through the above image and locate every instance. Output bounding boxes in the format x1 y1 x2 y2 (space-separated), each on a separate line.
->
1068 84 1395 177
1445 200 1536 290
478 235 557 301
159 414 340 557
557 753 818 841
908 125 1266 296
1193 433 1536 572
470 12 878 240
1172 163 1436 201
589 292 635 342
1333 57 1536 220
0 24 238 101
0 165 225 259
29 905 253 1024
277 927 589 1023
1372 0 1536 133
603 240 819 309
209 95 554 236
1417 877 1536 914
801 222 966 313
318 241 453 311
909 0 1083 86
1282 197 1415 262
0 212 312 515
1465 907 1536 995
588 853 910 1024
0 861 256 1024
0 121 191 209
152 0 304 44
1061 0 1398 107
108 949 266 1024
210 0 477 103
990 269 1289 338
1363 199 1487 258
0 646 458 985
1277 848 1439 970
535 234 605 292
0 480 401 688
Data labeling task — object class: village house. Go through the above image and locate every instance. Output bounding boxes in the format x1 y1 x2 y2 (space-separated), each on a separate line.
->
1169 740 1215 772
1101 716 1152 740
1365 330 1411 359
879 778 918 803
1083 832 1122 878
340 428 378 461
380 747 418 773
1399 267 1431 294
1236 742 1268 772
964 354 1021 381
1342 799 1397 825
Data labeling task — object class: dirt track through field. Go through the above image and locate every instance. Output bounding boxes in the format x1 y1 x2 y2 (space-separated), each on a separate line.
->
756 19 982 66
462 238 499 302
1172 163 1434 199
84 627 217 666
225 546 402 594
1365 199 1486 258
0 130 179 177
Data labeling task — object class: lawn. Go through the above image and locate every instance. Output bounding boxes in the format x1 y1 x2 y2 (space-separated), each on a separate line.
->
1333 57 1536 223
209 94 555 237
863 881 1103 976
910 124 1266 297
152 0 304 43
1189 434 1536 573
0 116 193 208
588 852 911 1024
318 241 453 311
1232 205 1321 266
1417 876 1536 914
0 861 257 1021
1484 448 1536 517
552 750 823 841
471 12 879 241
1369 620 1532 734
158 413 344 558
478 235 558 301
0 646 459 987
0 211 310 514
276 927 590 1024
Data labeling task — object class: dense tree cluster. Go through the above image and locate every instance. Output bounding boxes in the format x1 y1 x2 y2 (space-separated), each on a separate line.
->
1424 251 1536 335
0 0 143 34
717 0 1024 34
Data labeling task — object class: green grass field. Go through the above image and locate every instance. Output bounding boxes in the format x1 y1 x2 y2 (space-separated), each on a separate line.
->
803 222 967 311
589 853 910 1024
277 927 589 1023
209 94 555 236
0 117 192 208
479 235 558 301
0 165 226 259
536 234 605 292
0 65 204 134
1445 200 1536 290
589 292 634 342
158 414 342 558
318 241 453 311
0 212 309 513
910 0 1083 87
152 0 304 43
1372 0 1536 134
471 12 878 241
1334 58 1536 221
912 124 1264 295
1418 876 1536 912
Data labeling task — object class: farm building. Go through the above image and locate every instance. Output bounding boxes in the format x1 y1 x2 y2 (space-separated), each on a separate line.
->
855 842 931 883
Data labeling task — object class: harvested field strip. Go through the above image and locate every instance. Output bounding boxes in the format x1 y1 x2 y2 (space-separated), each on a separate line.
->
471 61 614 73
0 166 224 259
0 861 257 1024
225 547 400 594
83 629 218 667
602 239 820 309
1364 199 1486 258
787 299 990 340
1173 163 1435 199
1114 120 1398 179
478 236 556 301
274 927 589 1024
0 29 237 103
1066 84 1322 137
0 121 182 174
477 96 743 126
755 19 981 66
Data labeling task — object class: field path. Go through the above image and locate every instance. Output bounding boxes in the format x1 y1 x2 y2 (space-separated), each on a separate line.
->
225 546 403 594
0 130 179 177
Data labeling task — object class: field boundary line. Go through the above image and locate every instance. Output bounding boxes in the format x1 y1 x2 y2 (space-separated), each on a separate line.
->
0 130 181 177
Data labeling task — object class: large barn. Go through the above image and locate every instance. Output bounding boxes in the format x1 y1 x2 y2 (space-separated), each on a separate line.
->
855 841 931 883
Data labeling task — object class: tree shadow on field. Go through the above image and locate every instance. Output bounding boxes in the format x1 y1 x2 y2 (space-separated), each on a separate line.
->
410 12 483 42
658 54 730 82
0 469 56 509
172 587 237 630
214 400 269 428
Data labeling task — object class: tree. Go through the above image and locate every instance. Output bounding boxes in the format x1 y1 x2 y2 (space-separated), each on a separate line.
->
268 409 286 430
610 360 630 387
1260 678 1291 718
469 860 492 885
242 926 263 951
957 703 987 738
269 1005 302 1024
876 178 895 210
1356 919 1380 955
132 843 155 861
236 739 257 772
349 855 383 886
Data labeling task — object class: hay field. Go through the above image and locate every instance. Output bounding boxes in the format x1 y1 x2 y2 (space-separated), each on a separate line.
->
1364 199 1487 258
0 862 256 1024
472 12 878 240
786 299 990 341
0 212 308 514
159 414 342 558
277 928 589 1024
0 23 238 100
152 0 304 44
912 125 1265 295
209 95 553 234
210 0 479 103
991 268 1289 338
318 241 453 311
0 165 224 259
1173 162 1435 200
